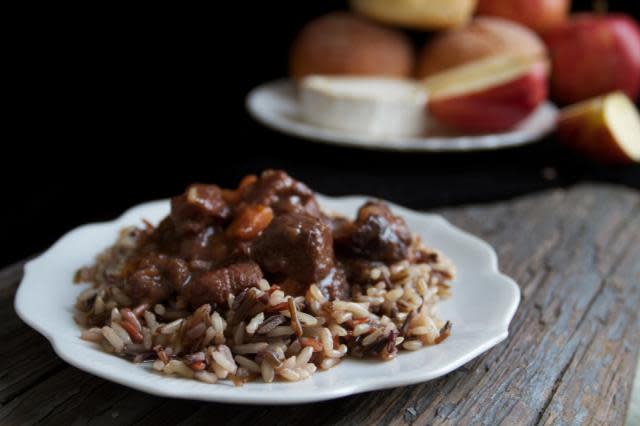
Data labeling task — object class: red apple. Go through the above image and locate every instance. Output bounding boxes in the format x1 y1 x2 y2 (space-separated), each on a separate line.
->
557 92 640 164
543 14 640 105
424 55 548 133
476 0 571 33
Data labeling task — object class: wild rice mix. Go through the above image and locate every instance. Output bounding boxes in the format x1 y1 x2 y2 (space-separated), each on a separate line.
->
74 171 454 386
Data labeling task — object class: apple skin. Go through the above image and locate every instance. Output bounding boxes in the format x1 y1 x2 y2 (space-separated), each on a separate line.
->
542 14 640 105
556 94 638 165
476 0 570 33
428 63 548 133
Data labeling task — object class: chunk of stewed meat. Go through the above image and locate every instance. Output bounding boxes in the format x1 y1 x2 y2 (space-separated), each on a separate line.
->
236 170 321 217
182 261 263 308
342 259 391 287
149 217 228 264
276 265 349 300
170 184 231 234
124 254 190 304
336 201 412 263
252 213 334 284
318 265 350 300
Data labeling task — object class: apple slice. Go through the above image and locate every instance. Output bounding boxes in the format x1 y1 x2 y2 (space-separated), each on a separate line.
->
423 54 549 133
557 92 640 164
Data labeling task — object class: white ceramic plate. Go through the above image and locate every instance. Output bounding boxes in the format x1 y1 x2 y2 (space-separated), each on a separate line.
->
15 195 520 404
246 79 558 152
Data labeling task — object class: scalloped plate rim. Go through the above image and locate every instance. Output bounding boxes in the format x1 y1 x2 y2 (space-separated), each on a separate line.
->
245 79 558 152
15 195 520 404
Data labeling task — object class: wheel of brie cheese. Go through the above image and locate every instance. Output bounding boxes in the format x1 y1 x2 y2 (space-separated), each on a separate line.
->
299 76 429 137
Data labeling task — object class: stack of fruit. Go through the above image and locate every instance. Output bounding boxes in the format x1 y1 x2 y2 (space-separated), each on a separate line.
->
289 0 640 164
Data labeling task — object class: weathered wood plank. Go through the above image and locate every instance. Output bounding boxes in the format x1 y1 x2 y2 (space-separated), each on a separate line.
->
0 184 638 425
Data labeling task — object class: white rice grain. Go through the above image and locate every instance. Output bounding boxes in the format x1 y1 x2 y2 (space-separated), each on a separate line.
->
154 304 166 315
309 284 326 303
110 307 121 323
235 355 261 373
80 327 103 343
279 368 300 381
329 323 347 337
212 347 237 374
296 346 313 366
101 326 124 352
164 360 194 378
320 327 333 355
245 313 265 335
332 311 352 324
144 311 158 331
110 322 133 345
403 340 423 351
160 318 183 335
258 278 270 291
211 361 229 379
261 360 275 383
320 357 340 370
385 288 404 302
362 328 384 346
297 312 318 326
353 323 371 337
333 301 370 319
194 370 218 384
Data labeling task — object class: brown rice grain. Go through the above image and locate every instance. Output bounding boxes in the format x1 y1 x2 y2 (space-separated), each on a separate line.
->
233 342 269 354
234 321 246 345
142 327 152 350
111 287 132 306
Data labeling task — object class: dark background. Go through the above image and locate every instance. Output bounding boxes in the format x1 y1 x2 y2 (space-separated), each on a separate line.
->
4 1 638 267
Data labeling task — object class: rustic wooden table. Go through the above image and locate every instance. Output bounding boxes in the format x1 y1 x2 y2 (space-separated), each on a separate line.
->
1 183 639 425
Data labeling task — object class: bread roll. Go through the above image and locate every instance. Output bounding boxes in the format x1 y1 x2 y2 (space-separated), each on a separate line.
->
289 12 414 79
416 17 547 78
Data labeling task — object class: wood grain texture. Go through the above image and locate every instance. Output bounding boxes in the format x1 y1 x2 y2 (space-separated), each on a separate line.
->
0 183 639 425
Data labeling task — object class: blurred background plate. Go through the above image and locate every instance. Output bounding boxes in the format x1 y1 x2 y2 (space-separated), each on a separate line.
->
247 79 558 152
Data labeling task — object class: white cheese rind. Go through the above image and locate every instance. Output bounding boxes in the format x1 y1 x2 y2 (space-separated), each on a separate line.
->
300 76 429 137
